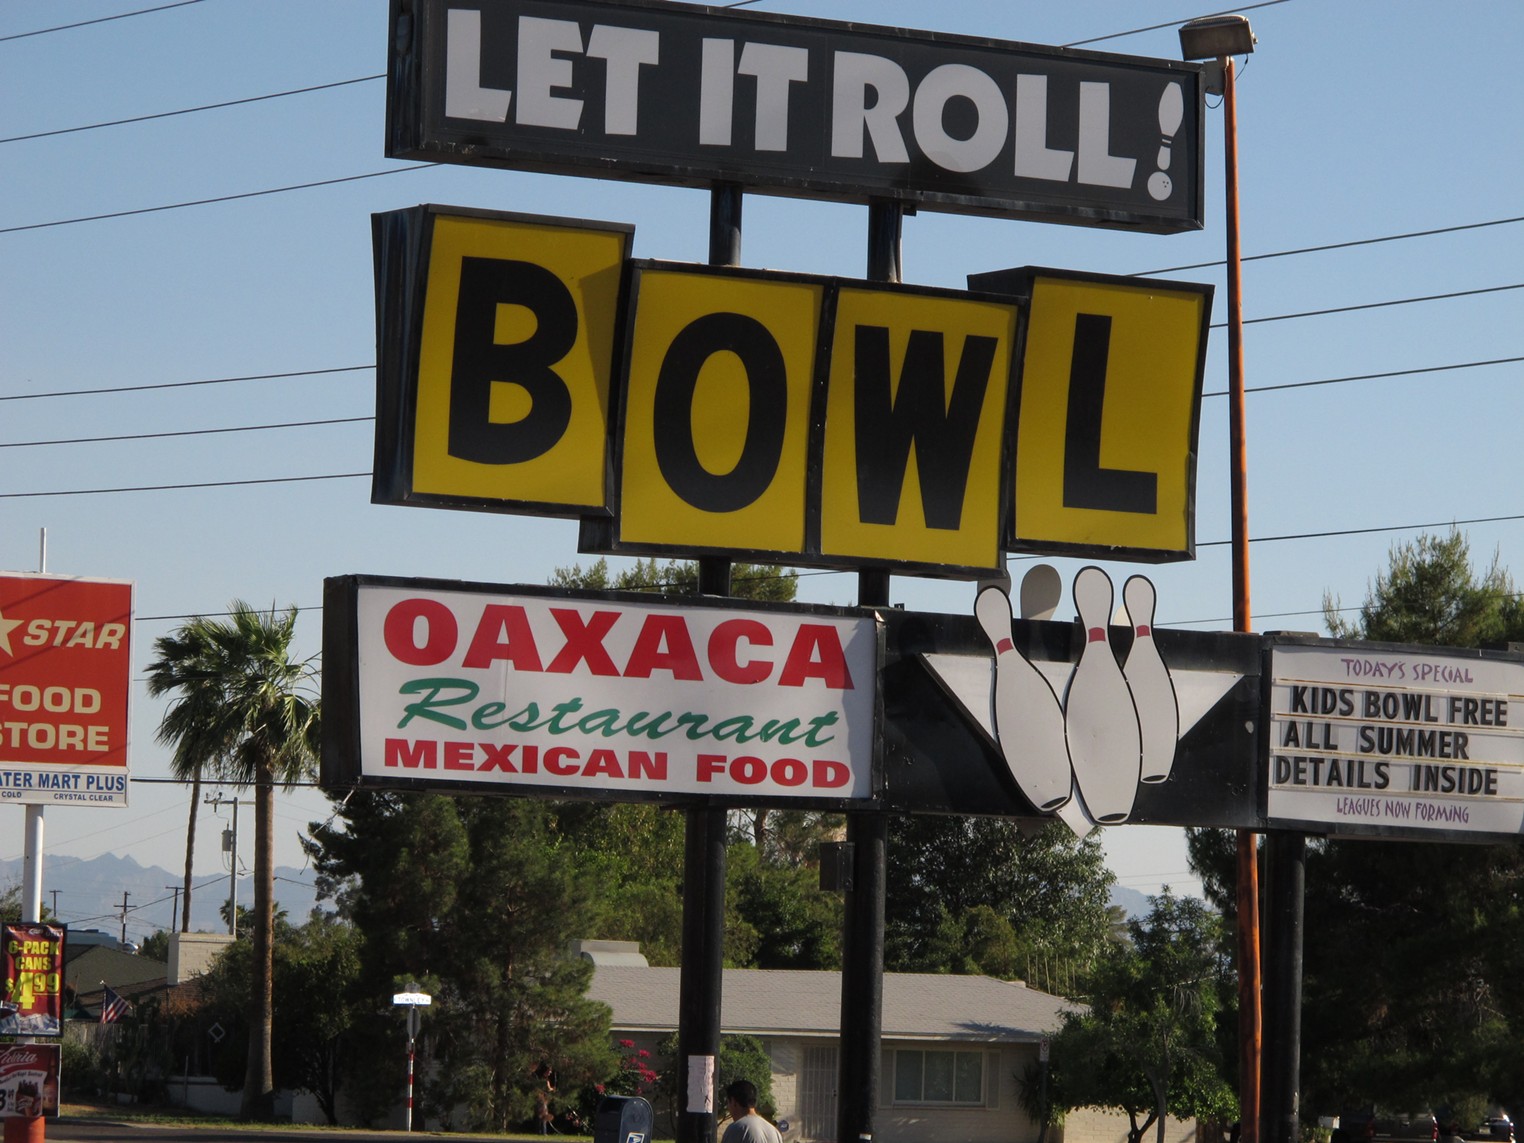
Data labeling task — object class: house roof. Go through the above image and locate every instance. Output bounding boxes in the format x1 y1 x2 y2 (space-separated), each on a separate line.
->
587 965 1070 1044
63 946 168 992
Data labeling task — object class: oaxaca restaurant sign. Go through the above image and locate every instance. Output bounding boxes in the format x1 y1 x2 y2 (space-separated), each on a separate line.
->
322 575 880 806
386 0 1204 232
1266 636 1524 843
0 573 132 808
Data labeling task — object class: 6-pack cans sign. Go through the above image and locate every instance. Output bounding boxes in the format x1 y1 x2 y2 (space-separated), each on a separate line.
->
323 576 880 805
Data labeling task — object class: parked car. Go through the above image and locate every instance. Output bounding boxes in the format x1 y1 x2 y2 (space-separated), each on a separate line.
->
1334 1109 1438 1143
1482 1116 1514 1142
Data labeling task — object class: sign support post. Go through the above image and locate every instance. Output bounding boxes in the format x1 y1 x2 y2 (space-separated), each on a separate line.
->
837 200 900 1143
22 536 47 928
676 181 744 1143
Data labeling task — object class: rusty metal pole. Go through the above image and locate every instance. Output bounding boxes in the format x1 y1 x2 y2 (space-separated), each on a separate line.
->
1223 54 1263 1143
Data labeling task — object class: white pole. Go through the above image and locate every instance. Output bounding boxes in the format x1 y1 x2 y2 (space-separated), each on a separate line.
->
22 529 47 923
22 808 44 923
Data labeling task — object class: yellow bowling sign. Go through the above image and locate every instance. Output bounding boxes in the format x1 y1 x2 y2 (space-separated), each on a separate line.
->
373 206 1212 575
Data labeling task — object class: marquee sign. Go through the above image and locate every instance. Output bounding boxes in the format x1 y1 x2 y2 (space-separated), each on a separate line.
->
373 205 1213 573
0 573 132 808
322 575 880 806
387 0 1204 232
1266 637 1524 842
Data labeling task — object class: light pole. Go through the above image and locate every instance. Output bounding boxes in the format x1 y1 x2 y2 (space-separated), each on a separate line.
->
1179 14 1259 1143
392 985 432 1133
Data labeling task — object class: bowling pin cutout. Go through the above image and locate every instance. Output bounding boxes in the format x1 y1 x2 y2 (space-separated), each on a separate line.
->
975 584 1072 812
1122 575 1180 784
1063 567 1142 823
1019 563 1063 622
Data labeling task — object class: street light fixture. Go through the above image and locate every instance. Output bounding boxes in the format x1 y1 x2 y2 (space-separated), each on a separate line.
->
1179 15 1256 66
1181 14 1261 1143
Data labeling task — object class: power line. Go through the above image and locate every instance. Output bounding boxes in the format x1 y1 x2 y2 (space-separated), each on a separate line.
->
0 164 436 235
0 365 370 403
0 0 209 43
0 415 372 449
1062 0 1292 47
0 75 384 145
0 472 368 499
1207 282 1524 330
1137 214 1524 276
4 354 1512 445
1211 355 1522 398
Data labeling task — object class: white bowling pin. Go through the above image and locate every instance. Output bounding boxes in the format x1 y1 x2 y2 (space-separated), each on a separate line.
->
1063 567 1142 823
1122 575 1180 784
974 585 1072 812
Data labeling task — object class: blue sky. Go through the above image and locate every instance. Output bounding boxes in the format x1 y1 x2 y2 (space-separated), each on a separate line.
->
3 0 1522 937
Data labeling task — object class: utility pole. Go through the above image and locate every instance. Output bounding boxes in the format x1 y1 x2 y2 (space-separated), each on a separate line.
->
164 885 181 933
49 889 59 918
118 891 131 948
207 792 246 937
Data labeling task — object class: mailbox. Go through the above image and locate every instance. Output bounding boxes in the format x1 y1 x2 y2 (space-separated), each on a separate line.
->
594 1095 654 1143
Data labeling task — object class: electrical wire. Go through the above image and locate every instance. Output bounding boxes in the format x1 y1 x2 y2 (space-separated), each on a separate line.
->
1137 215 1524 276
1209 282 1523 329
0 416 372 449
1061 0 1292 47
0 366 370 403
0 75 385 145
0 164 436 234
0 0 209 43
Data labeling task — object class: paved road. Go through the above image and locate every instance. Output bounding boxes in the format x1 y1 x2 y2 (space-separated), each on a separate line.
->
41 1119 522 1141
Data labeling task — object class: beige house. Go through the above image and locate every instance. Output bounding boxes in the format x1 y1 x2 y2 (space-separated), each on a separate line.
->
581 944 1197 1143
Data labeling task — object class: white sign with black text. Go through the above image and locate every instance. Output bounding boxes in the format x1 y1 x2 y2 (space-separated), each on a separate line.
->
1267 643 1524 838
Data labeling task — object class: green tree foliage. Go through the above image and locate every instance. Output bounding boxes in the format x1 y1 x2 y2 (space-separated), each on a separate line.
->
1193 531 1524 1119
195 910 362 1124
307 794 618 1131
146 602 319 1120
548 557 797 602
725 842 841 969
1324 530 1524 647
885 816 1116 988
1052 892 1236 1143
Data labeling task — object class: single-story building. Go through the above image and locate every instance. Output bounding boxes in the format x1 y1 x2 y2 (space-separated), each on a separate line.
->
579 941 1197 1143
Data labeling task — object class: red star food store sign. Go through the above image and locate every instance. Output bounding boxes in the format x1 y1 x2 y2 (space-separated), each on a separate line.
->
0 574 132 807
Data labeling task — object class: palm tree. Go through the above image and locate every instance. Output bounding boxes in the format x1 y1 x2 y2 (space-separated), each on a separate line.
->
146 601 319 1120
147 621 227 933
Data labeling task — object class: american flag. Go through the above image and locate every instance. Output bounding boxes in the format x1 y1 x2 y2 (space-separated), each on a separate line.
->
100 984 129 1025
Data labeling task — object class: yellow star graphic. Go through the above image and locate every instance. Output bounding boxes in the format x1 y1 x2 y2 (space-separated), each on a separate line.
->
0 607 23 657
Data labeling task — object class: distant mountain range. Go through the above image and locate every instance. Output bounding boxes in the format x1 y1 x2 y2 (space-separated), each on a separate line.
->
2 851 1163 947
1109 883 1153 918
0 850 325 946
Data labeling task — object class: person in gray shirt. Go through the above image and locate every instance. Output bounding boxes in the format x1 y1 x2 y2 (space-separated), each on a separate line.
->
722 1079 783 1143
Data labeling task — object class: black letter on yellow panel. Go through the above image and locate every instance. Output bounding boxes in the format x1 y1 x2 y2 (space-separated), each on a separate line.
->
653 312 787 512
449 257 576 465
1063 314 1156 514
853 327 996 528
